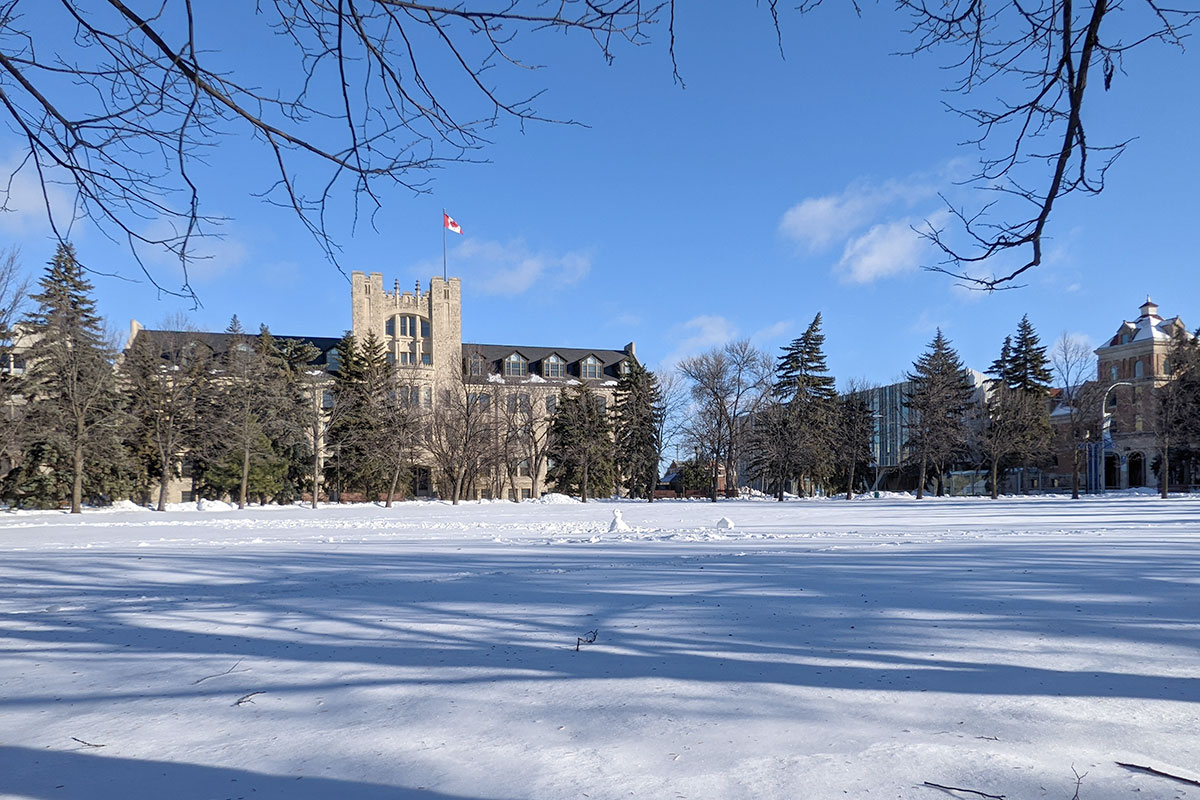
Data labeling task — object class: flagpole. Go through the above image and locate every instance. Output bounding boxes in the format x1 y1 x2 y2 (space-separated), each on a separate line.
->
442 208 447 282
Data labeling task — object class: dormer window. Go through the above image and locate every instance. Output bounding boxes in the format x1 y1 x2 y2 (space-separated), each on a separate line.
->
581 355 601 380
543 354 565 378
618 359 631 376
504 353 528 377
468 353 487 376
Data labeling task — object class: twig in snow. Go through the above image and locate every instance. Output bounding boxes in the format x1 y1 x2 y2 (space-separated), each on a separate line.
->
575 630 598 652
922 781 1005 799
193 659 247 685
974 735 1000 741
233 691 265 706
70 737 105 748
1070 766 1088 800
1116 762 1200 787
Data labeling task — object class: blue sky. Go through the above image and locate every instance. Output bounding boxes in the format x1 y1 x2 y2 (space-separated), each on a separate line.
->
2 4 1197 386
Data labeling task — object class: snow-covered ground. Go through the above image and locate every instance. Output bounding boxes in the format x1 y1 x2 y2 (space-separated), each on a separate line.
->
2 494 1198 799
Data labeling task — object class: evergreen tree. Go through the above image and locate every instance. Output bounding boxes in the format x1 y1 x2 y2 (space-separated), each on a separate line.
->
905 330 974 498
260 328 320 504
11 244 125 512
123 327 209 511
986 315 1053 492
774 313 837 495
547 385 614 502
614 360 664 501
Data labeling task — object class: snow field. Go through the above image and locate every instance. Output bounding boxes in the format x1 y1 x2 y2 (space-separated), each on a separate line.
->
1 495 1198 799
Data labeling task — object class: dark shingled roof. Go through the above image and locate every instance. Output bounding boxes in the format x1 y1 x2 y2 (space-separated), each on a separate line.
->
132 329 343 368
462 342 632 382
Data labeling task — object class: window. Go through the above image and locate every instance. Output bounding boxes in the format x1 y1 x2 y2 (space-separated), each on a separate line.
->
468 354 486 376
508 393 532 414
508 489 518 502
546 395 557 415
593 395 607 413
420 319 430 338
518 459 530 477
543 354 565 378
322 390 335 409
399 315 421 337
521 488 531 500
181 460 195 479
505 353 528 377
469 392 491 411
386 351 395 365
581 355 601 380
619 359 631 375
420 352 432 366
423 386 432 408
181 490 195 503
328 348 341 371
399 350 413 366
385 317 395 337
1134 360 1145 378
1110 365 1119 381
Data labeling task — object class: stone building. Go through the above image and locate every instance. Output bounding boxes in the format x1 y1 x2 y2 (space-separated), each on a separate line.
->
125 272 634 504
350 272 635 500
1089 298 1192 490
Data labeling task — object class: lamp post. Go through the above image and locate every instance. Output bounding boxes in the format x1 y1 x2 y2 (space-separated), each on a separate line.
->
1098 381 1133 494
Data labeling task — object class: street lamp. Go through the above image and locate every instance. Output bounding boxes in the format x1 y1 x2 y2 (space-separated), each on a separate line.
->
1098 380 1133 494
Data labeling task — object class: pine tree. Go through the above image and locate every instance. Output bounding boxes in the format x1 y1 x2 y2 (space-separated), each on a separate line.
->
14 244 124 512
835 384 876 500
986 316 1053 493
905 330 974 499
547 385 614 502
614 360 664 501
774 313 837 495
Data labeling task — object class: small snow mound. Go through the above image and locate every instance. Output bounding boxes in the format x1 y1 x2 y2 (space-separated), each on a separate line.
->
197 498 237 512
536 493 582 505
608 509 632 533
716 517 735 529
109 499 148 512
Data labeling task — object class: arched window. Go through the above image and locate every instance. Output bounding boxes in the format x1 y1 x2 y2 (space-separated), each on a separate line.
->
543 354 565 378
504 353 527 377
1134 360 1145 378
581 355 601 380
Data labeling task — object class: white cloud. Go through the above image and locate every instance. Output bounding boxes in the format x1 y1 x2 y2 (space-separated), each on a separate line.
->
778 175 938 252
451 238 592 296
751 319 792 345
662 314 738 366
836 218 928 284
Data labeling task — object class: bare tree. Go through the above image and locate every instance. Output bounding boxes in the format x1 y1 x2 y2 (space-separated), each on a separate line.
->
0 247 27 482
836 379 877 500
886 0 1199 289
4 3 1191 295
1051 331 1097 498
426 369 496 504
679 340 771 501
0 1 668 299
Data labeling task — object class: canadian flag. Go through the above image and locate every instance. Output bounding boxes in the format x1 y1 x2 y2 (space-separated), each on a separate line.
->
443 212 463 235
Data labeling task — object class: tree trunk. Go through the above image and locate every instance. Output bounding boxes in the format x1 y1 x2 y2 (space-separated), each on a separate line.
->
239 441 250 509
990 456 999 500
158 455 170 512
452 471 463 505
916 454 927 500
1070 432 1081 499
71 437 84 514
311 420 321 510
1161 445 1170 499
386 461 402 508
581 461 589 503
846 462 855 500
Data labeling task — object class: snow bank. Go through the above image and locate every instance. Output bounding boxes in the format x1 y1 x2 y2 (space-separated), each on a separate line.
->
535 492 581 504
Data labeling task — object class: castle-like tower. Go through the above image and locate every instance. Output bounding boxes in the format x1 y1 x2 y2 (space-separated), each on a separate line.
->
350 272 462 386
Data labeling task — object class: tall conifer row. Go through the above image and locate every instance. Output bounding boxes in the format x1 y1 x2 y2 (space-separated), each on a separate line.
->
17 243 124 512
614 360 664 501
905 330 973 499
548 385 614 502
